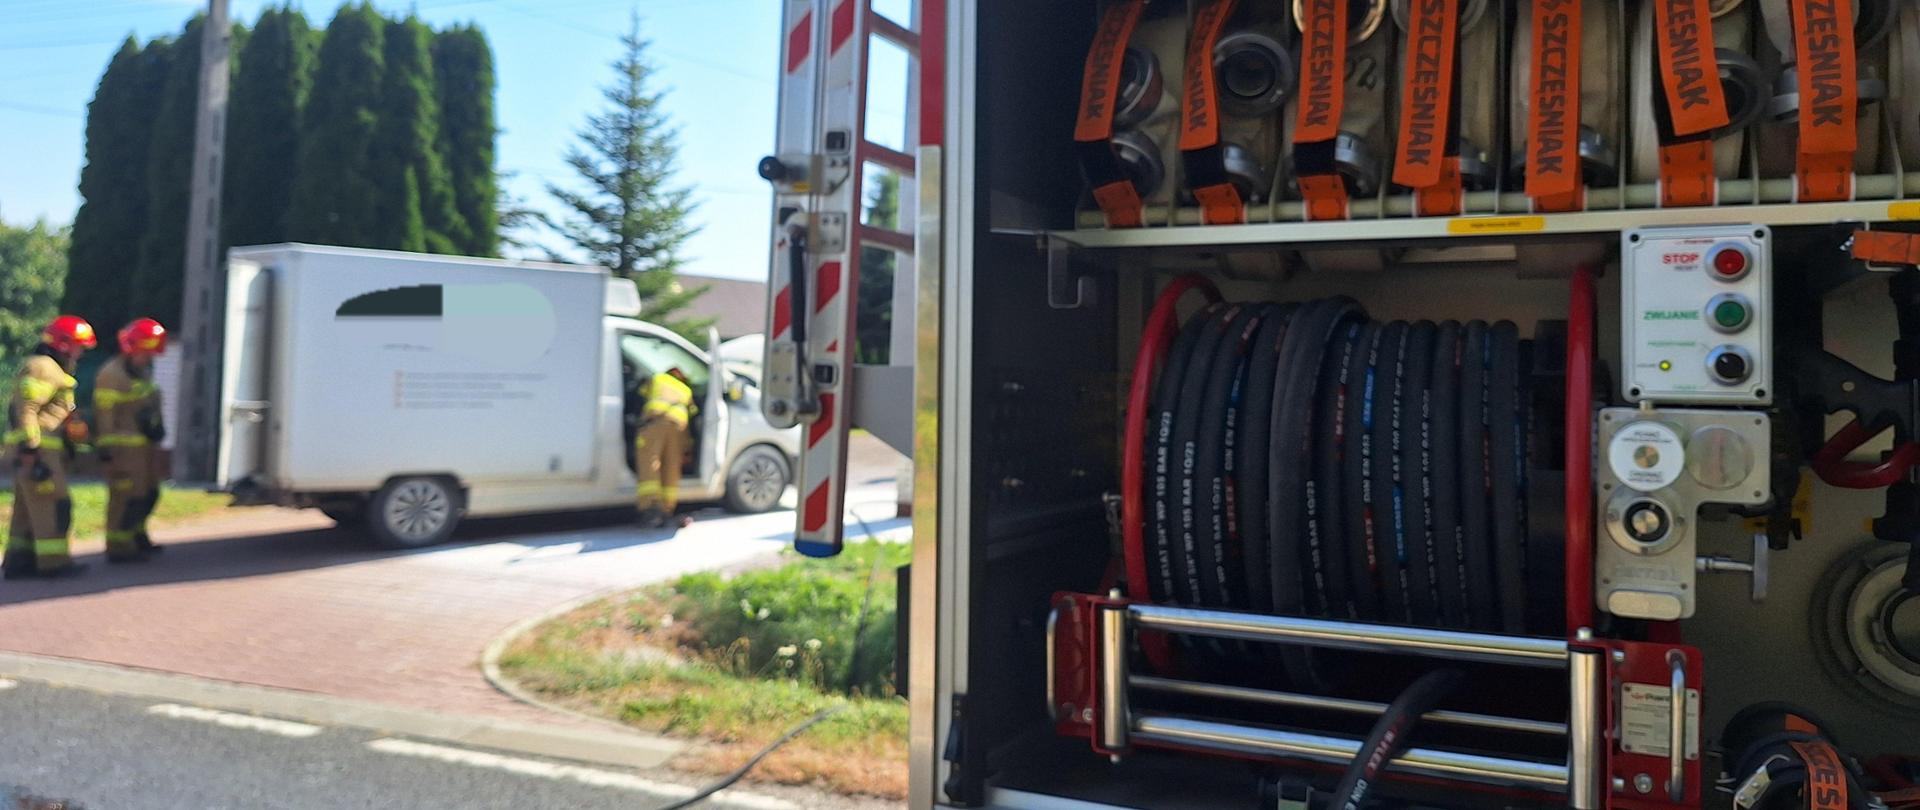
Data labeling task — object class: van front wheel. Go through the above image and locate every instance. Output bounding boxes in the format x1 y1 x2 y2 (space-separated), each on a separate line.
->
367 476 461 548
724 447 790 514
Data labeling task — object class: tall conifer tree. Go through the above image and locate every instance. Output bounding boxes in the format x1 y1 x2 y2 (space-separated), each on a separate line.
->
65 38 167 331
225 5 314 248
287 3 385 248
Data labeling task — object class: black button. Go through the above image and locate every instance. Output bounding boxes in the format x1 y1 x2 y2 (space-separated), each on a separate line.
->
1625 501 1670 544
1712 349 1749 383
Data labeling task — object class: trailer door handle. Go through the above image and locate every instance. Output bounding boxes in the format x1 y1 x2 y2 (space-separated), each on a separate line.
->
229 401 270 424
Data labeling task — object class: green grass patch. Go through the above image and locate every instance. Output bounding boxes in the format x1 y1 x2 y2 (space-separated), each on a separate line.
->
672 539 907 696
0 483 233 539
497 541 912 798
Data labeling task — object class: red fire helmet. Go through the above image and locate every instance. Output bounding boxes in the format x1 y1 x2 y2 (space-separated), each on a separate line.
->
42 315 98 355
118 318 168 357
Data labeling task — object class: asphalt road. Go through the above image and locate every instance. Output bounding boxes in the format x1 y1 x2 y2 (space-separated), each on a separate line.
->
0 678 878 810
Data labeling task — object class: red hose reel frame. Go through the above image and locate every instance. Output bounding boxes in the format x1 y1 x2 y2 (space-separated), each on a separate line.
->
1121 275 1222 670
1072 268 1703 808
1122 274 1224 601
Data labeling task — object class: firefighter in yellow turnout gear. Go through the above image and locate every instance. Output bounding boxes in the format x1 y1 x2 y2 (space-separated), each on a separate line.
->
5 315 97 579
94 318 169 562
634 367 694 531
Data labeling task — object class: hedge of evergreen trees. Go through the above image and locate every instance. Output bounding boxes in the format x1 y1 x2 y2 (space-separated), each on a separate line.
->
63 3 497 328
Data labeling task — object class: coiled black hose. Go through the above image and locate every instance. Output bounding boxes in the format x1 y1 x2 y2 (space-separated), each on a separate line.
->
1144 298 1561 643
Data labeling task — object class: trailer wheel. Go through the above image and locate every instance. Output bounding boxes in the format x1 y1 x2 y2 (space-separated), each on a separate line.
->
724 446 790 514
367 476 461 548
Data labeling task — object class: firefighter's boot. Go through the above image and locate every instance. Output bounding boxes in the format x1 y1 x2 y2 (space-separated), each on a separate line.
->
2 538 35 580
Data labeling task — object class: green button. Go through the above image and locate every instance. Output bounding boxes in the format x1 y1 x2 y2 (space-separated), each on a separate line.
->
1713 300 1748 329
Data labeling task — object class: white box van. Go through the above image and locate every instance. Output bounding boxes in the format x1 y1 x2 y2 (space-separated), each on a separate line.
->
217 244 798 546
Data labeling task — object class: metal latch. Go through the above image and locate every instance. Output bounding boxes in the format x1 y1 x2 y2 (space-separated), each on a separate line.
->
1695 533 1771 602
228 400 270 424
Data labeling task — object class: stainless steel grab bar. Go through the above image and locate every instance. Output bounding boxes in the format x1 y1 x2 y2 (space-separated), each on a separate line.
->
1669 650 1688 803
1133 716 1568 792
1130 675 1567 737
1060 599 1603 801
1129 603 1570 667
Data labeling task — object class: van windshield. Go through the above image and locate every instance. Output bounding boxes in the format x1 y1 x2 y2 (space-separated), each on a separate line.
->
619 332 709 389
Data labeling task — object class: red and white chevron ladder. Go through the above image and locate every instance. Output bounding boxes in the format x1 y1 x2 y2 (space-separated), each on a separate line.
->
763 0 930 557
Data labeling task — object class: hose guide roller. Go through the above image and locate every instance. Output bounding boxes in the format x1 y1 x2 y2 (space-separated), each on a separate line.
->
1046 590 1713 809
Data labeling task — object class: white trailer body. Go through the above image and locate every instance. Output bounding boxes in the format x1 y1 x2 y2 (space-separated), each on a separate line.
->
218 244 801 547
224 244 606 493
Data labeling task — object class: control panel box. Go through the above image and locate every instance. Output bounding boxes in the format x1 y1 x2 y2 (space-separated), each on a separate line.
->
1622 225 1772 405
1594 408 1771 620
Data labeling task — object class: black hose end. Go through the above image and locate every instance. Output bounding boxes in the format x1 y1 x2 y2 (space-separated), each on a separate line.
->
758 155 790 183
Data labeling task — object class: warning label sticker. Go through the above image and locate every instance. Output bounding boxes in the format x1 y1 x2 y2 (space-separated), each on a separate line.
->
1620 682 1700 759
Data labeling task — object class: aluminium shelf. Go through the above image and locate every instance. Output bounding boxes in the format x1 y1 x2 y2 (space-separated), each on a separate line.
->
1057 174 1920 249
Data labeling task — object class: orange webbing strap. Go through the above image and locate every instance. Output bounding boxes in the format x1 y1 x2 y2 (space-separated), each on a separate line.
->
1192 184 1245 224
1791 0 1859 202
1073 0 1147 145
1394 0 1460 193
1179 0 1244 225
1075 0 1149 228
1788 740 1851 810
1660 140 1717 206
1294 0 1350 220
1415 157 1465 216
1783 713 1821 734
1092 182 1146 228
1653 0 1730 138
1299 174 1350 220
1650 0 1719 209
1851 230 1920 265
1294 0 1348 143
1534 186 1585 213
1528 0 1583 212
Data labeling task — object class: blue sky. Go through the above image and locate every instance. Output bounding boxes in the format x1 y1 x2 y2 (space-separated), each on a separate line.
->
0 0 782 281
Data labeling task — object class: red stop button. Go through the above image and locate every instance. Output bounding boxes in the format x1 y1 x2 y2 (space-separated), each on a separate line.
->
1712 246 1750 279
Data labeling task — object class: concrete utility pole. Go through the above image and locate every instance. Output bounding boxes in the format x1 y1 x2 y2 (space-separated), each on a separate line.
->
173 0 232 483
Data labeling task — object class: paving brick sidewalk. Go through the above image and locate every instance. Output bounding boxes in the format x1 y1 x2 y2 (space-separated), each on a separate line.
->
0 505 903 732
0 434 909 730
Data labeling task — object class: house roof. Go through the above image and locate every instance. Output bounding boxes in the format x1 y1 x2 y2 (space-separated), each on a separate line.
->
673 273 768 340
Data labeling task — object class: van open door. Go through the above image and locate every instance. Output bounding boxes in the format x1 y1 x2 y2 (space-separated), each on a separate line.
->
698 326 729 492
216 258 273 499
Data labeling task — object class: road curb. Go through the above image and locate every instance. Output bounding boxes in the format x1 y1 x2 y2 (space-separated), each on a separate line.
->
477 585 671 737
0 650 685 770
472 528 905 736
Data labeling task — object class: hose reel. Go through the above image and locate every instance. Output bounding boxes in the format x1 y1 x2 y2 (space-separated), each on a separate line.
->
1134 296 1568 656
